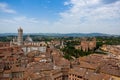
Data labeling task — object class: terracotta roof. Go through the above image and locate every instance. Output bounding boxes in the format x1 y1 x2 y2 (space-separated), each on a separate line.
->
27 62 53 71
100 59 120 77
69 68 86 77
84 69 111 80
3 70 11 73
11 65 25 72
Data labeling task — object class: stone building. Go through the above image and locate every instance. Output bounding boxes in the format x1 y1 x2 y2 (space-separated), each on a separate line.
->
75 38 96 52
10 27 47 54
0 42 10 48
17 27 23 46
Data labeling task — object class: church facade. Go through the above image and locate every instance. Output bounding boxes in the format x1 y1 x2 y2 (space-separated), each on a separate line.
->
10 27 47 54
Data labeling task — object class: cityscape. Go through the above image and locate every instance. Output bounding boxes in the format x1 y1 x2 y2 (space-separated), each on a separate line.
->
0 0 120 80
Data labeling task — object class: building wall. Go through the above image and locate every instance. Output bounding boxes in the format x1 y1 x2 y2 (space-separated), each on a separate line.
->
22 46 46 55
51 70 63 80
68 73 84 80
75 38 96 52
0 42 10 47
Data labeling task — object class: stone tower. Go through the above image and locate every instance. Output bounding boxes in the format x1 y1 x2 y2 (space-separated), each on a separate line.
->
17 27 23 46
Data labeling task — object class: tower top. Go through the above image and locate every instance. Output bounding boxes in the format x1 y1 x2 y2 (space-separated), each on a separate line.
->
18 27 23 31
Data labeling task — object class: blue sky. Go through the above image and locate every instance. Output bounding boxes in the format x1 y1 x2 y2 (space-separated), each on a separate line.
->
0 0 120 34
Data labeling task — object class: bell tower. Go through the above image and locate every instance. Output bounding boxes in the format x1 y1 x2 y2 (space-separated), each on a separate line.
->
17 27 23 46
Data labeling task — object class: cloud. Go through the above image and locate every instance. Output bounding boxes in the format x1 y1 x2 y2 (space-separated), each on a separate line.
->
0 16 51 33
51 0 120 34
102 0 119 4
64 1 70 5
62 0 120 20
0 0 120 34
0 16 39 24
0 2 16 14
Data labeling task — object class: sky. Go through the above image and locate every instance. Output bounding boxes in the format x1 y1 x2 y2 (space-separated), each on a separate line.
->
0 0 120 34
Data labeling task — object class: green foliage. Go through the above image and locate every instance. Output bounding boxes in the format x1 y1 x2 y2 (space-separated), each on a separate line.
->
96 36 120 45
0 36 14 42
62 46 94 60
62 36 120 60
62 40 95 60
63 54 72 60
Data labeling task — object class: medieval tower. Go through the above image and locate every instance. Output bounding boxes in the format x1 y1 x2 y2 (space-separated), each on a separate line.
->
17 27 23 46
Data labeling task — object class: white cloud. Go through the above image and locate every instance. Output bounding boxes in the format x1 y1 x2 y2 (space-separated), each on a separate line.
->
51 0 120 34
0 16 39 24
0 2 16 14
0 16 51 33
0 0 120 34
13 16 39 23
64 1 70 5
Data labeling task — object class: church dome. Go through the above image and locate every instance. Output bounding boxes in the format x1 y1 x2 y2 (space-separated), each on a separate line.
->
25 35 33 42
